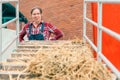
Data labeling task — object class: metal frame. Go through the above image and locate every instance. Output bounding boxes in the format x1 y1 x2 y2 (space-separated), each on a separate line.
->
0 0 19 58
0 0 2 56
83 0 120 79
0 0 20 77
1 0 18 3
84 0 120 3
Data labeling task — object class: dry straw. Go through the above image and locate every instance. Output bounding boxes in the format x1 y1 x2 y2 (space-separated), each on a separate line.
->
16 39 112 80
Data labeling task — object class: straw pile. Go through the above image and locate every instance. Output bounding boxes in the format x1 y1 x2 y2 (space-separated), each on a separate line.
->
17 39 112 80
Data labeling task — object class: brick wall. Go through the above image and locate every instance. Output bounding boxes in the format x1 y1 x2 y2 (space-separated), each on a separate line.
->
19 0 93 40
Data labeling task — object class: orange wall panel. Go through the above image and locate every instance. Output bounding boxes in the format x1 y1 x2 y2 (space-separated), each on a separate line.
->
92 3 120 70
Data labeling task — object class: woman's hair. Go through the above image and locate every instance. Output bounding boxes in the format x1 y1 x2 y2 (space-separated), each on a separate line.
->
31 7 42 14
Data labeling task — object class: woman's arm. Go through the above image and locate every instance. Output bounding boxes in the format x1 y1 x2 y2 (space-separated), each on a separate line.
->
47 23 63 40
19 24 28 42
51 29 63 40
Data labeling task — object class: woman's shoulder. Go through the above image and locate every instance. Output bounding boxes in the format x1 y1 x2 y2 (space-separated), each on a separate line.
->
43 21 54 28
43 21 50 25
24 22 32 28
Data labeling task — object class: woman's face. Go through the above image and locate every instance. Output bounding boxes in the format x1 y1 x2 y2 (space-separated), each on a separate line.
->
31 9 42 23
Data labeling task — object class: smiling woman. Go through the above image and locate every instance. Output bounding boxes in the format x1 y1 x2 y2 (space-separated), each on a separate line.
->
19 7 64 42
31 7 43 27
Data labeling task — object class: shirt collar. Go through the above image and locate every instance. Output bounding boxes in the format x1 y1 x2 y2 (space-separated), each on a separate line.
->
31 22 43 28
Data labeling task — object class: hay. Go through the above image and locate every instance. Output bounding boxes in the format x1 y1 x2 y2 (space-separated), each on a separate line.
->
17 39 112 80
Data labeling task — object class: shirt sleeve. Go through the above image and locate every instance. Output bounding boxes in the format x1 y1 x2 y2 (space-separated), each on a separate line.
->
47 23 63 40
19 24 28 42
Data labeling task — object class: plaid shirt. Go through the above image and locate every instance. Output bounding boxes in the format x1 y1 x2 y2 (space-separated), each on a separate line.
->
19 22 63 42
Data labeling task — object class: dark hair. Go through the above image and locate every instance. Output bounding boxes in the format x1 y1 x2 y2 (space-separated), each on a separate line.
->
31 7 42 14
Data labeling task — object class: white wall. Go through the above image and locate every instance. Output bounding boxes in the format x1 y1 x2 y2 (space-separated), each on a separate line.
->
1 28 16 61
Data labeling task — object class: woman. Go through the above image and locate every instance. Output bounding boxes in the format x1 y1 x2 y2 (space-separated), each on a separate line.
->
19 7 63 42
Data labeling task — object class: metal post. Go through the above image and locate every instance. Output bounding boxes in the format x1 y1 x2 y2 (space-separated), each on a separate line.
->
97 1 103 61
0 0 2 61
116 77 120 80
83 1 87 42
16 1 19 45
84 0 120 79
